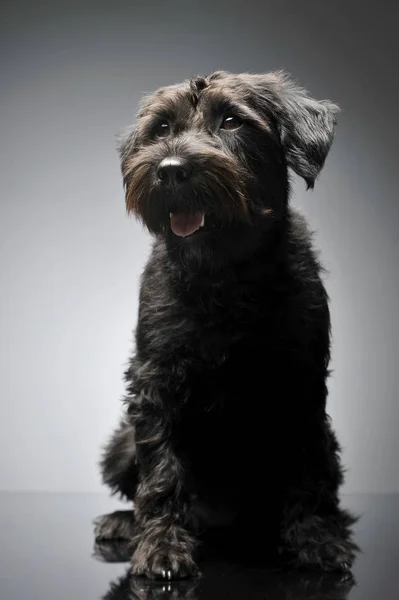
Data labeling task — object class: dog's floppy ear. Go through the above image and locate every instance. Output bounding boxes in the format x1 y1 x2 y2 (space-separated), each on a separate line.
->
253 71 340 189
116 124 138 170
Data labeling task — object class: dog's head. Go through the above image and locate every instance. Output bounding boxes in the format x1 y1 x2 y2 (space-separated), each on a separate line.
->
118 71 339 269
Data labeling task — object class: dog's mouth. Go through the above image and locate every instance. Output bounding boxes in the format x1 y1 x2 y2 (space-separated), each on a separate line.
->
169 211 205 238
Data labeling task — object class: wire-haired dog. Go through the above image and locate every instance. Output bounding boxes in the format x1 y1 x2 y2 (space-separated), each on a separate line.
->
94 71 358 580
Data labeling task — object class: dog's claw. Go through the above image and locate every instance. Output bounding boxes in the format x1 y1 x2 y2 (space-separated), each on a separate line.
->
167 570 172 580
162 569 166 579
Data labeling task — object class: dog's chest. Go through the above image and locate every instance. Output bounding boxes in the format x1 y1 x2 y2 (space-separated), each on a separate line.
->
177 351 285 490
181 281 275 363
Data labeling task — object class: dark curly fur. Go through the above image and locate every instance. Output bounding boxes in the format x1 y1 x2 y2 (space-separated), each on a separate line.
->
95 70 358 580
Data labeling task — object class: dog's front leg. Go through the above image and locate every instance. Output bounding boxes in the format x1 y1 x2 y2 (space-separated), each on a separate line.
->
129 388 198 581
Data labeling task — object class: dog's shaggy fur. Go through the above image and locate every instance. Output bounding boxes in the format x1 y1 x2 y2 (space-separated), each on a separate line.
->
94 70 358 580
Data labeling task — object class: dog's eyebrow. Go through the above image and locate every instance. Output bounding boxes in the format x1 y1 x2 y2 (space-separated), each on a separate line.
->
137 111 176 138
140 90 191 120
234 103 271 133
208 95 271 133
137 92 195 135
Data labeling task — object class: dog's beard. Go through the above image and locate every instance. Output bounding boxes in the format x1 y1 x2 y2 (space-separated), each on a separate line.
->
123 146 251 234
121 145 276 271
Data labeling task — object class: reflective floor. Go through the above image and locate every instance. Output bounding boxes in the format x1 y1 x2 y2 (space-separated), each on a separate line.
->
0 493 398 599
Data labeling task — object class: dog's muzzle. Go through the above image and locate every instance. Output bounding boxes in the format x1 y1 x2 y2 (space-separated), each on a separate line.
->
156 157 205 238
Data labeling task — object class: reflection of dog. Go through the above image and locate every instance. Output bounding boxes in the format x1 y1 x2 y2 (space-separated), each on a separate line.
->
96 539 355 600
95 71 358 580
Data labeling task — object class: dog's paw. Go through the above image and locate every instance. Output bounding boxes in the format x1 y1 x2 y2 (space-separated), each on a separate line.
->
132 545 199 580
280 512 359 574
285 539 358 574
93 510 135 541
93 539 131 563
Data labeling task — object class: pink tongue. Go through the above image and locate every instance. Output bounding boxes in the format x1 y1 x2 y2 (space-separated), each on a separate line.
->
170 212 204 237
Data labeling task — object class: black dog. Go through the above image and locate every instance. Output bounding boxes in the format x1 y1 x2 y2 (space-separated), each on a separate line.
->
94 71 358 580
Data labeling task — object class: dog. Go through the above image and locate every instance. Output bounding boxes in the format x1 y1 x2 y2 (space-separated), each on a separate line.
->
94 70 358 580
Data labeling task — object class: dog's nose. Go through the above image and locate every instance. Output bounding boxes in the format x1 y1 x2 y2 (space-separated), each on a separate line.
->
157 157 192 187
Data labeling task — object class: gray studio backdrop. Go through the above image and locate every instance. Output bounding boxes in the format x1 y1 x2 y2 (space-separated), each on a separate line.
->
1 0 398 494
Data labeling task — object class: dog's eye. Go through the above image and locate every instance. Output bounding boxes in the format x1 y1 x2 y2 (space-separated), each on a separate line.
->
220 116 243 131
155 121 170 138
